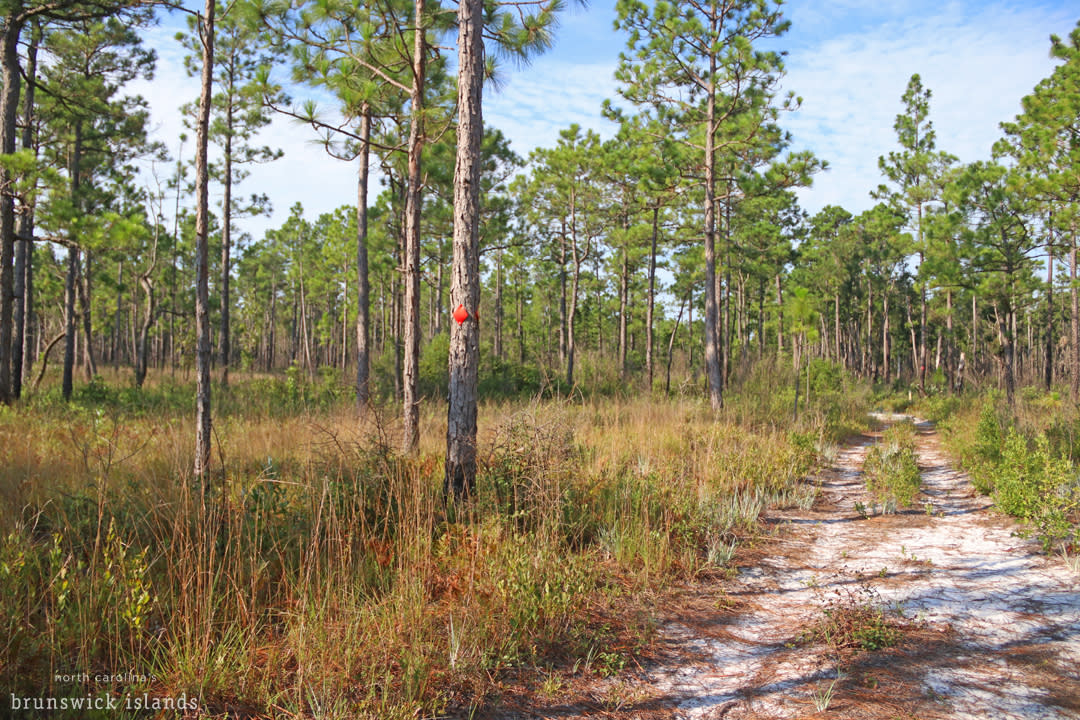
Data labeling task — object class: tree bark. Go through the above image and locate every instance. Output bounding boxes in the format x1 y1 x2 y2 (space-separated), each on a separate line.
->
170 141 183 376
883 288 891 384
193 0 216 484
945 288 954 392
722 188 732 389
113 261 123 371
1045 244 1053 392
401 0 426 454
566 191 581 388
356 105 371 408
646 205 658 389
444 0 483 498
135 274 156 388
558 226 567 367
62 248 78 401
702 54 723 411
493 249 503 359
972 292 978 380
1072 226 1078 403
517 266 525 363
907 294 918 378
62 120 84 402
12 19 37 398
618 229 628 380
435 240 444 335
666 295 685 394
1002 296 1016 406
78 251 96 380
0 15 22 403
219 94 233 389
834 292 840 365
917 202 927 394
775 273 784 356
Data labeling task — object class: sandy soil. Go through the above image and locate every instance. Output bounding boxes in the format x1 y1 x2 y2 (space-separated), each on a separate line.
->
643 415 1080 719
506 415 1080 719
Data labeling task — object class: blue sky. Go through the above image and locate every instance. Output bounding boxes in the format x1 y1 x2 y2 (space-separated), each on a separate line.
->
128 0 1078 241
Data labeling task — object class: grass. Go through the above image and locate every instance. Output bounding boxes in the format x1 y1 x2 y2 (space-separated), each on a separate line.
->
862 421 922 514
0 365 866 718
811 676 839 712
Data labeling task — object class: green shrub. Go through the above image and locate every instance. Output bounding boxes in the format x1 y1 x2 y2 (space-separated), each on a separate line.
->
862 422 921 513
964 400 1005 495
993 431 1078 552
916 394 963 423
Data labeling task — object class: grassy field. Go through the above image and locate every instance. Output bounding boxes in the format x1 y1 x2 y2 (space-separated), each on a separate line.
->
1 363 868 718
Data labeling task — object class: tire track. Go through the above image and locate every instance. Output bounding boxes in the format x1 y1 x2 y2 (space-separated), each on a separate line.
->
644 415 1080 719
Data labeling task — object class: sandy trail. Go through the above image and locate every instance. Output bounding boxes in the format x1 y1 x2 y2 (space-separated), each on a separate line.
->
644 415 1080 719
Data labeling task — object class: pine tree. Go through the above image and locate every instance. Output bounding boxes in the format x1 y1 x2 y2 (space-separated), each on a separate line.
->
875 74 956 394
614 0 797 411
179 2 282 389
998 22 1080 400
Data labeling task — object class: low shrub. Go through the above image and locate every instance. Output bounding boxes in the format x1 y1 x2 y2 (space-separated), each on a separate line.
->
862 421 921 514
803 584 904 653
940 391 1080 554
992 430 1078 553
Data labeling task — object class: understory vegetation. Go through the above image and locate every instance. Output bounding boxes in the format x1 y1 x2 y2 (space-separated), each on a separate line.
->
862 421 922 515
0 362 866 718
927 391 1080 555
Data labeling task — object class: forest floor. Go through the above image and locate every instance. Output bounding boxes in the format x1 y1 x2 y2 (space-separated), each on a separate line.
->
497 415 1080 719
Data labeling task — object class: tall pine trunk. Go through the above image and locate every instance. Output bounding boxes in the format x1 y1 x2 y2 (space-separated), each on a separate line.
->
775 274 784 356
618 231 628 380
558 228 567 366
135 274 156 388
79 251 96 380
0 16 22 403
834 293 840 365
62 249 78 401
493 250 503 359
356 105 371 408
219 101 233 389
13 20 37 398
193 0 216 484
62 120 84 402
646 205 658 389
1071 226 1078 403
882 289 891 384
444 0 483 498
566 192 581 388
665 295 685 394
702 54 723 411
1045 245 1053 392
401 0 426 454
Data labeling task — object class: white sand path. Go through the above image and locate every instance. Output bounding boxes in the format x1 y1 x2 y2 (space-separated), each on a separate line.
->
650 415 1080 719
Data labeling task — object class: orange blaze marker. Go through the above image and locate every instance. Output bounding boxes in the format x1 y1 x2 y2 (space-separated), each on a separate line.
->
453 304 469 324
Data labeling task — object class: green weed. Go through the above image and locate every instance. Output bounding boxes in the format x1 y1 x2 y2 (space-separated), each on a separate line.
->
862 422 921 513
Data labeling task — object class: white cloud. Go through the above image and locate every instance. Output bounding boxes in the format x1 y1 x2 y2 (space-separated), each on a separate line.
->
127 21 366 241
485 59 621 156
780 1 1075 216
126 0 1075 241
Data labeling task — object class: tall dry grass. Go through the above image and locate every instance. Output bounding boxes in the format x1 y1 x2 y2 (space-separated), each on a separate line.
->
0 368 863 718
